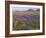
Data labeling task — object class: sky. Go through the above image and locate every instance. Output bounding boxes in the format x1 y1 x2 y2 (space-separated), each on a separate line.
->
12 7 40 11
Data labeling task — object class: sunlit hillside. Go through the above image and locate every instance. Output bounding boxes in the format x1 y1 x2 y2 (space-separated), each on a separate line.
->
13 11 40 16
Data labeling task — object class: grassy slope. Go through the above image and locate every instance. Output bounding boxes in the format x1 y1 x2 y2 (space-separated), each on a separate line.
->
13 11 40 16
13 11 40 30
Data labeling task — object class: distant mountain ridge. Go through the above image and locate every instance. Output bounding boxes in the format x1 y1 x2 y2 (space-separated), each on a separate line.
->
16 9 40 12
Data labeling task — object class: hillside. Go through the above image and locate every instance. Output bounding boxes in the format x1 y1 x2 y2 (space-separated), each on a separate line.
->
13 14 40 30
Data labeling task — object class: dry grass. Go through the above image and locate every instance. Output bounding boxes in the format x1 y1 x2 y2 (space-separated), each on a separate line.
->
13 11 40 16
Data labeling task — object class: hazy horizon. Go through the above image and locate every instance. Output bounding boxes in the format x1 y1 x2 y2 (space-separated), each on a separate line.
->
12 7 40 12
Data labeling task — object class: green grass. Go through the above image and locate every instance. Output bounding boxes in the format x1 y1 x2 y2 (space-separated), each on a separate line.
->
13 20 40 30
